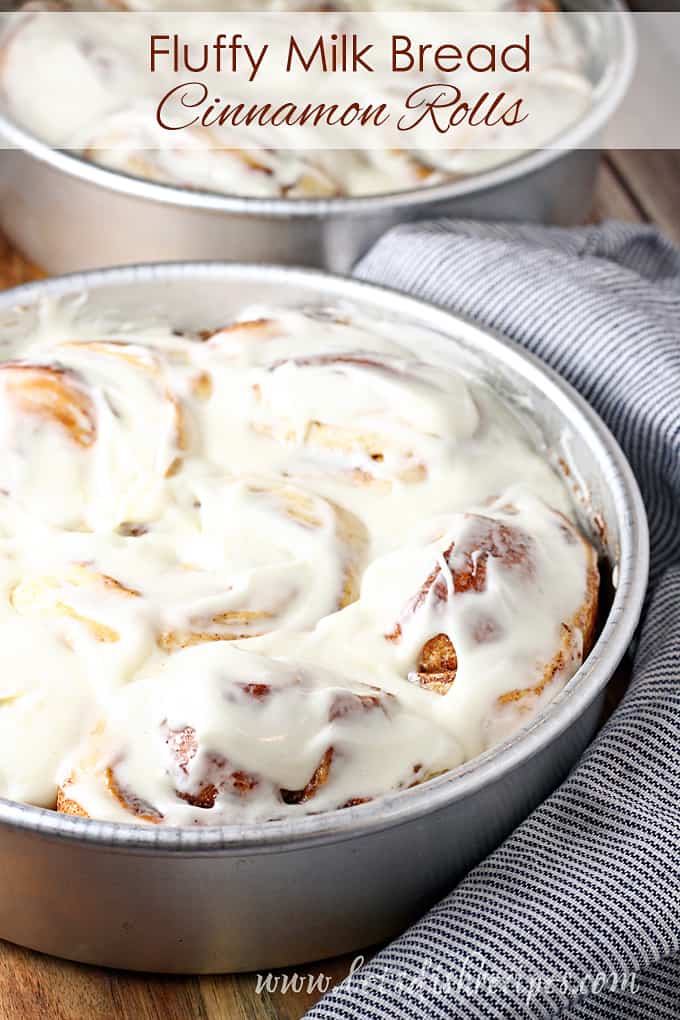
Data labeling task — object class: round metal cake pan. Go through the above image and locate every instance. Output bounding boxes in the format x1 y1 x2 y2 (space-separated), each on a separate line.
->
0 1 635 274
0 263 648 973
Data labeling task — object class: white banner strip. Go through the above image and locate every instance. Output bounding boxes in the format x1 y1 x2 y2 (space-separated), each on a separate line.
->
0 10 677 155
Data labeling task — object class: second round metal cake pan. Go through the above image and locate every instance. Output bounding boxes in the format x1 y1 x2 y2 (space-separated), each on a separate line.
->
0 1 635 273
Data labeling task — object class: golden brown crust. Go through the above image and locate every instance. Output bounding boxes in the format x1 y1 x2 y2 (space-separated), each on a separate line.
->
280 747 334 806
496 532 599 708
55 783 89 818
278 691 392 806
387 519 533 644
104 768 163 823
413 634 458 694
251 417 426 485
386 515 534 696
0 234 44 291
386 511 599 703
55 686 395 821
163 724 259 810
157 610 274 653
10 563 140 645
53 340 187 471
200 318 282 343
58 771 163 824
0 364 96 448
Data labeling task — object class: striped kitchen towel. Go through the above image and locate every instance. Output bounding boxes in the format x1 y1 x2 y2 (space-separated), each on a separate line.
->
306 221 680 1019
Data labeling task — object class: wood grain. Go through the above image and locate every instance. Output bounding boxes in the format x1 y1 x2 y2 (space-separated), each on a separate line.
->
0 151 673 1020
608 151 680 242
590 157 647 225
0 233 43 290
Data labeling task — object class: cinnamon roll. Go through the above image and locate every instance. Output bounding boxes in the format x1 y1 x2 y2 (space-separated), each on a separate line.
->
153 477 368 650
217 321 480 488
6 475 367 669
79 109 343 199
0 338 188 529
56 644 460 824
375 492 599 752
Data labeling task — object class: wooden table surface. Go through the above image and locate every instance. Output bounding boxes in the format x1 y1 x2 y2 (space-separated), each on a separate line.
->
0 149 677 1020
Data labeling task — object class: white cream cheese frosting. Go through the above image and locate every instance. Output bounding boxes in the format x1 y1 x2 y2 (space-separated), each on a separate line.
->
0 300 598 824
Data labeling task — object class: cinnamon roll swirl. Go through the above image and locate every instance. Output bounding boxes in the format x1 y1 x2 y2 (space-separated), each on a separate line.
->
154 477 368 650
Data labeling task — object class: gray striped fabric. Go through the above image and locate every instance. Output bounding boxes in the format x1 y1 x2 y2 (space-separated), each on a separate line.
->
306 222 680 1019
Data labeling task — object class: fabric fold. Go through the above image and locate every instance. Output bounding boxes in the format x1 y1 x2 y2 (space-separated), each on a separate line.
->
306 221 680 1019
